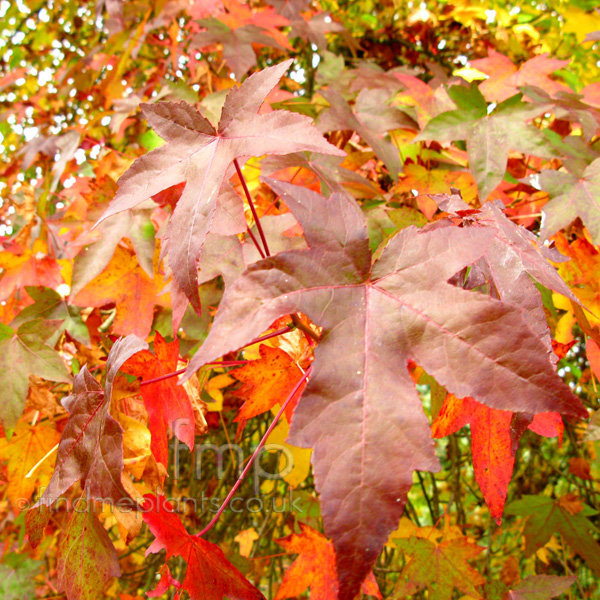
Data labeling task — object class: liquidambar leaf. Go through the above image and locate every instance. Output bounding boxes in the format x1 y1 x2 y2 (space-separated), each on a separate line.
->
37 335 148 508
0 420 61 513
57 504 121 600
142 493 265 600
97 60 344 314
184 179 585 600
0 321 71 435
231 344 306 422
275 522 381 600
393 535 485 600
508 574 576 600
538 158 600 245
506 494 600 575
417 85 555 200
121 332 195 467
432 394 563 523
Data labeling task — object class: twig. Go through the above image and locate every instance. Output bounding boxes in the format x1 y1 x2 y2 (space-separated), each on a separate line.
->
196 366 312 537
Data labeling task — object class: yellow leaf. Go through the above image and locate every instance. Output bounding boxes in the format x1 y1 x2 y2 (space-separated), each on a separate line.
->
205 373 236 412
265 411 312 488
0 420 60 513
119 413 152 480
234 527 259 557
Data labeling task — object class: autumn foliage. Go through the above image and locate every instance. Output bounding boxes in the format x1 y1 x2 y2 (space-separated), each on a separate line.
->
2 1 600 599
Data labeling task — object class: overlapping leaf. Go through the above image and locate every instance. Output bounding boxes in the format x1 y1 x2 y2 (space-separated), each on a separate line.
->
0 321 71 434
183 179 585 599
231 344 305 422
538 157 600 245
432 394 563 523
142 493 265 600
430 192 579 349
506 494 600 575
37 335 147 508
394 535 485 600
417 85 556 200
96 60 344 315
121 333 195 467
469 50 570 103
57 503 121 600
71 245 163 338
0 420 61 513
275 522 381 600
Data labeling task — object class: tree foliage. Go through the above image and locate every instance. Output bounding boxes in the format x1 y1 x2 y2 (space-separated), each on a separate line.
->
1 0 600 599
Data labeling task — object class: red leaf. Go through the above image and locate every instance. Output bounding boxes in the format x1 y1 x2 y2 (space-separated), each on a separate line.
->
121 333 195 466
142 493 265 600
97 60 343 315
184 180 585 599
433 395 564 523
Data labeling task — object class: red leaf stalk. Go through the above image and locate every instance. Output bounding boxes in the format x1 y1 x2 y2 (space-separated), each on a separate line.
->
196 365 312 537
234 158 271 257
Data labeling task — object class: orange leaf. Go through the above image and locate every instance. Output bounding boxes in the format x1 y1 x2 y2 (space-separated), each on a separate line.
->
0 239 63 300
231 345 306 422
275 522 381 600
470 50 570 103
71 245 161 338
0 420 60 514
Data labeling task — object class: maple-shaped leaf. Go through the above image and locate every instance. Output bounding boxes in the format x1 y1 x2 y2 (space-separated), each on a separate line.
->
0 420 61 514
469 50 570 103
0 238 63 301
0 553 43 600
142 493 265 600
506 494 600 575
70 209 156 298
71 245 164 338
192 19 287 80
432 394 563 523
521 85 600 143
318 88 412 178
537 158 600 245
261 152 381 198
184 179 585 600
57 503 121 600
120 333 194 467
275 522 381 600
430 193 579 351
394 535 485 600
268 0 344 49
0 321 71 434
10 286 89 346
506 575 576 600
393 73 454 128
37 335 147 508
96 60 343 313
417 84 556 200
231 344 306 422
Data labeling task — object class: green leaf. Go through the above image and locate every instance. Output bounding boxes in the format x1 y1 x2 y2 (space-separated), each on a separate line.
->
417 90 557 200
11 286 90 346
0 322 71 435
0 552 43 600
393 536 485 600
506 494 600 575
57 505 121 600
